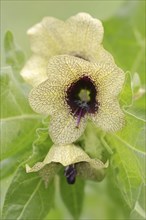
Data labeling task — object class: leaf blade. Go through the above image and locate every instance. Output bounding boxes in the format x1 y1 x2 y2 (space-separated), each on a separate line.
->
2 167 55 220
105 112 145 208
59 174 85 220
4 31 25 73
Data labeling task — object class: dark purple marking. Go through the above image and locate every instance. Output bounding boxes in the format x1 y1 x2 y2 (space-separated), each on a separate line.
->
66 76 99 127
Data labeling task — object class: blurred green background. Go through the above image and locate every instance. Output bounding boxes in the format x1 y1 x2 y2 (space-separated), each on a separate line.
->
1 0 124 64
1 0 145 219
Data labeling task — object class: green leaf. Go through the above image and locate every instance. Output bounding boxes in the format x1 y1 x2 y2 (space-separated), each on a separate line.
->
1 150 31 179
131 72 141 93
0 66 42 161
104 0 145 121
127 73 146 120
3 124 56 219
103 3 145 212
0 122 52 179
2 167 55 220
104 1 145 82
130 184 146 219
59 174 85 220
82 122 105 160
27 125 53 168
119 71 133 107
115 112 145 157
105 112 145 208
128 93 146 120
4 31 25 74
4 31 14 52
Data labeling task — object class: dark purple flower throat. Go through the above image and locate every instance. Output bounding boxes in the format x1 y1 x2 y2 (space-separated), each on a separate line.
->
66 76 99 127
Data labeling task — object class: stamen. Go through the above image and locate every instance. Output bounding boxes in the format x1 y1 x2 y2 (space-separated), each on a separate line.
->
76 108 83 128
66 76 98 125
73 106 80 116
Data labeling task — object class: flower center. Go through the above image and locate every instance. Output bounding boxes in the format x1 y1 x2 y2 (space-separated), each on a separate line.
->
66 76 99 127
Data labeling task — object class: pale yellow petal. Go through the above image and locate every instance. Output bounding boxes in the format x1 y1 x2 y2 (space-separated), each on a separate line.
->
27 17 64 58
89 62 125 97
44 144 90 165
26 144 90 172
47 55 82 85
20 55 48 86
49 110 87 144
92 100 125 132
92 45 115 64
46 55 123 97
46 55 97 88
28 55 95 116
26 144 107 172
65 13 103 58
28 79 64 115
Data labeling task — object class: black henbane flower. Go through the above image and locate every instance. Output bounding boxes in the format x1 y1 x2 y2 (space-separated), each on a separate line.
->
26 144 108 185
29 55 125 144
20 13 114 87
20 13 125 144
